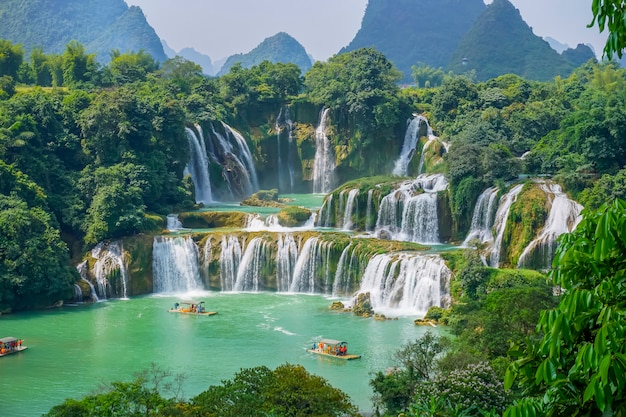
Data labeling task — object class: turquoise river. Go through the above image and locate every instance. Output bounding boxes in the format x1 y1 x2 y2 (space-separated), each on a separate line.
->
0 292 438 415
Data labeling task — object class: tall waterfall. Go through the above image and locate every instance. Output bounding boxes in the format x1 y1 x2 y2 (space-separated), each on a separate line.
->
393 115 434 176
185 125 213 204
289 237 333 293
517 182 582 269
234 238 270 291
354 253 451 316
489 183 524 267
210 123 256 198
333 244 363 297
276 106 295 193
375 174 448 244
312 108 336 193
91 241 129 299
152 236 204 293
223 123 259 192
276 234 299 292
76 260 98 302
462 187 499 247
219 235 242 291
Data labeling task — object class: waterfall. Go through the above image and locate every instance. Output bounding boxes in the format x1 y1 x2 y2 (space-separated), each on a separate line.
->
516 182 582 269
210 123 255 198
222 123 259 192
91 241 129 299
354 253 451 316
73 284 83 302
416 137 436 175
312 108 336 193
462 187 499 247
375 174 448 244
167 214 184 231
365 189 374 232
276 234 299 292
489 183 524 267
319 194 334 227
333 244 361 296
202 238 212 272
289 237 333 293
276 107 295 193
185 125 213 204
77 260 98 302
234 238 269 291
152 236 204 293
393 115 434 176
342 189 359 230
219 235 242 291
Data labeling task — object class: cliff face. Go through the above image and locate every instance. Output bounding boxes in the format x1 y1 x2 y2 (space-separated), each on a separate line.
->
340 0 486 82
0 0 166 62
447 0 578 81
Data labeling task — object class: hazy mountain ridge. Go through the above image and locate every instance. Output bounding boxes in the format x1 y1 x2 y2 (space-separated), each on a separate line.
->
162 40 215 75
0 0 166 63
340 0 486 82
218 32 313 76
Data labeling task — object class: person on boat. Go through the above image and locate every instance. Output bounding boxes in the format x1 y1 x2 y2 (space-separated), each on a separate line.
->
174 302 180 310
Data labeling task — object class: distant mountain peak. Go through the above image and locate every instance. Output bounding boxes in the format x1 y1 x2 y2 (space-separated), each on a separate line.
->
218 32 313 76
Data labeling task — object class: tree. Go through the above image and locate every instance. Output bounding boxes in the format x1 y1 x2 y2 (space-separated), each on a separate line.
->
504 199 626 416
590 0 626 58
0 39 24 79
190 363 358 417
370 331 450 415
62 40 99 87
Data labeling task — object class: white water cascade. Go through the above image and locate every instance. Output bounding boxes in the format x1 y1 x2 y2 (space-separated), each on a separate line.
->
333 244 363 297
289 237 333 293
76 260 98 302
223 123 259 192
91 241 129 299
317 194 334 227
462 187 499 247
210 123 256 198
234 238 270 291
354 253 451 316
185 125 213 204
489 183 524 267
375 174 449 244
152 236 204 293
365 189 374 232
393 115 435 176
342 189 359 230
219 235 242 291
276 234 299 292
166 214 184 231
312 108 337 193
516 182 582 269
276 106 295 192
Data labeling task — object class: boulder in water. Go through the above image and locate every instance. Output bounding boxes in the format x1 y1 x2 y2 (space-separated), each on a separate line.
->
352 292 374 318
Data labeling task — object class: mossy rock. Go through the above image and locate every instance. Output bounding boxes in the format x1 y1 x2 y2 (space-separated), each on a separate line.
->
241 189 284 207
178 211 249 229
276 206 312 227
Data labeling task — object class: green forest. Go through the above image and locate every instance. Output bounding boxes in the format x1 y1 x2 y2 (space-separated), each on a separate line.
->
1 33 626 416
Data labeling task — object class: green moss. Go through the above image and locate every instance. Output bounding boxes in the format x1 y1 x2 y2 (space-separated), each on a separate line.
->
178 211 249 229
502 182 549 267
276 206 312 227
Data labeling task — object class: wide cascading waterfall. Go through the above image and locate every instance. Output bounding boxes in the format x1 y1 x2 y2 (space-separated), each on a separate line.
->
219 235 242 291
342 189 359 230
392 115 434 176
222 123 259 192
234 237 270 291
312 108 336 193
462 187 499 247
185 125 213 204
516 182 583 269
91 241 129 299
152 236 204 293
276 234 299 292
354 253 451 316
289 237 333 293
375 174 448 244
489 183 524 267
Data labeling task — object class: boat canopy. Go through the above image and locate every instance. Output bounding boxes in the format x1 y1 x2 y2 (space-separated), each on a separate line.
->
179 300 204 305
319 339 346 346
0 337 18 344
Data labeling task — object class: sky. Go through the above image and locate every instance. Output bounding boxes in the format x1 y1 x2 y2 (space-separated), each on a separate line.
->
125 0 610 63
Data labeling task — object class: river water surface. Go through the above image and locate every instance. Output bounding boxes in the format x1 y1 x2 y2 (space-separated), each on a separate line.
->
1 292 436 415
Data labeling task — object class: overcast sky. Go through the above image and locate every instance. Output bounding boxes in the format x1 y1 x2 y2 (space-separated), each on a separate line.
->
125 0 609 62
